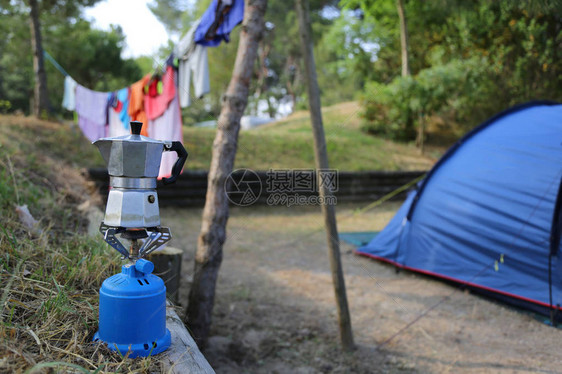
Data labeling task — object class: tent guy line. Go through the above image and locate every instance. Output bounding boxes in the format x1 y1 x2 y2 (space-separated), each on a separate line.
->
373 251 506 349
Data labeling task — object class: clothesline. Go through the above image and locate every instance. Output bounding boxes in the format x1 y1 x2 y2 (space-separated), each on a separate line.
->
43 50 69 77
45 0 245 179
45 0 243 97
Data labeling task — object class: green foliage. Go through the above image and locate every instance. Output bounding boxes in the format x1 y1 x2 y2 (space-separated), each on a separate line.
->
315 10 375 105
0 100 12 113
264 1 340 112
45 21 142 100
0 1 142 115
362 58 494 140
0 6 33 113
356 0 562 141
361 78 416 140
147 0 194 37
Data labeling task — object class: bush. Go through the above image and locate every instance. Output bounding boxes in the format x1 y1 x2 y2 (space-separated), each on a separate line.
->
0 100 11 114
361 78 417 141
361 58 497 142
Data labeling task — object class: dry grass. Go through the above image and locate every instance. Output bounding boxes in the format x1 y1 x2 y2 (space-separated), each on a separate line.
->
0 116 167 373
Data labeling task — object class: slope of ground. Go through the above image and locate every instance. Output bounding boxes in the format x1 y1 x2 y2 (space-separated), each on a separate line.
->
0 116 166 373
185 102 437 171
0 102 438 173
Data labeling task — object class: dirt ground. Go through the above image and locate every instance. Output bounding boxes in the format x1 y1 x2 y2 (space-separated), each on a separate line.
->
161 202 562 374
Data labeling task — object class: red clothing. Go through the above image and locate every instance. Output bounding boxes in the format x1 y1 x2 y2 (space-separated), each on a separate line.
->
146 78 159 97
144 66 177 121
113 100 123 113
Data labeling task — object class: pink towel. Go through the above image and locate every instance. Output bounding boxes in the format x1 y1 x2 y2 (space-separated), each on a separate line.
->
144 66 177 121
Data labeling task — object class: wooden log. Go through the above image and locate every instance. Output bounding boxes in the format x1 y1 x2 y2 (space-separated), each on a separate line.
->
163 301 215 374
148 247 183 305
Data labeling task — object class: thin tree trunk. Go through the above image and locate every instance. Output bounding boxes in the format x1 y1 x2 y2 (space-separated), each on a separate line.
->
185 0 267 349
396 0 410 77
29 0 49 117
417 113 425 155
295 0 355 352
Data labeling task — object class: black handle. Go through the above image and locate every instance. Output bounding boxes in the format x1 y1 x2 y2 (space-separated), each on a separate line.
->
130 121 143 135
162 141 188 185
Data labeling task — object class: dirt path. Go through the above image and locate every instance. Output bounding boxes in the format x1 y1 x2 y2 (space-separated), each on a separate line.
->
161 203 562 374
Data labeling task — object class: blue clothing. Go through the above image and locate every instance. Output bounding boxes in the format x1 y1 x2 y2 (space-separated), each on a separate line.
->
194 0 244 47
117 88 131 129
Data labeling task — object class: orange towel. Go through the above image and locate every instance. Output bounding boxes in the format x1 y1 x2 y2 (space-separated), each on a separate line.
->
128 73 151 136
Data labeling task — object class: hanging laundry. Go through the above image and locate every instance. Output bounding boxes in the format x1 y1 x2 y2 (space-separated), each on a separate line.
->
176 20 211 108
75 85 109 142
107 104 129 138
194 0 244 47
108 91 117 107
62 76 77 111
144 66 177 121
128 74 151 136
145 75 164 97
148 95 184 179
165 53 177 69
116 87 131 129
106 92 117 126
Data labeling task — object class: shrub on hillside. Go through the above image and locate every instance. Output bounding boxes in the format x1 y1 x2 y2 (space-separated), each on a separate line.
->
360 58 498 142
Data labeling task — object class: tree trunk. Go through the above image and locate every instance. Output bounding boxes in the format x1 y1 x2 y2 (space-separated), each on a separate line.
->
396 0 410 77
185 0 267 349
416 113 425 155
29 0 49 117
295 0 355 352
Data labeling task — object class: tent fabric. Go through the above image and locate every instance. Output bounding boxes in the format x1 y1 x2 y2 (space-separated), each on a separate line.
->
339 231 379 247
357 101 562 313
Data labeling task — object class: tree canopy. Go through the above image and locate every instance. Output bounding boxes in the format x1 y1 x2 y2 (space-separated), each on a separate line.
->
1 0 560 142
0 0 141 115
341 0 561 141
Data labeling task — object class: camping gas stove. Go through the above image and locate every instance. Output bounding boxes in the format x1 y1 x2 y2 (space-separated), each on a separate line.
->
92 121 187 357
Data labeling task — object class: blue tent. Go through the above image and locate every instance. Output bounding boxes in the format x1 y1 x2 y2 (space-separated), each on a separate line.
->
357 101 562 315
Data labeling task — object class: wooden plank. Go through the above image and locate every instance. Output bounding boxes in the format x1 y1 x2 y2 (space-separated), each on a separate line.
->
162 302 215 374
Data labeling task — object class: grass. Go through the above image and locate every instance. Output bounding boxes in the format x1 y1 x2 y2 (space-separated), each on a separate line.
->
185 101 436 171
0 116 104 169
0 117 165 373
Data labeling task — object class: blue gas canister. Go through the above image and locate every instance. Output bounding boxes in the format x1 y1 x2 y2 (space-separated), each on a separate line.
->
94 259 171 357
